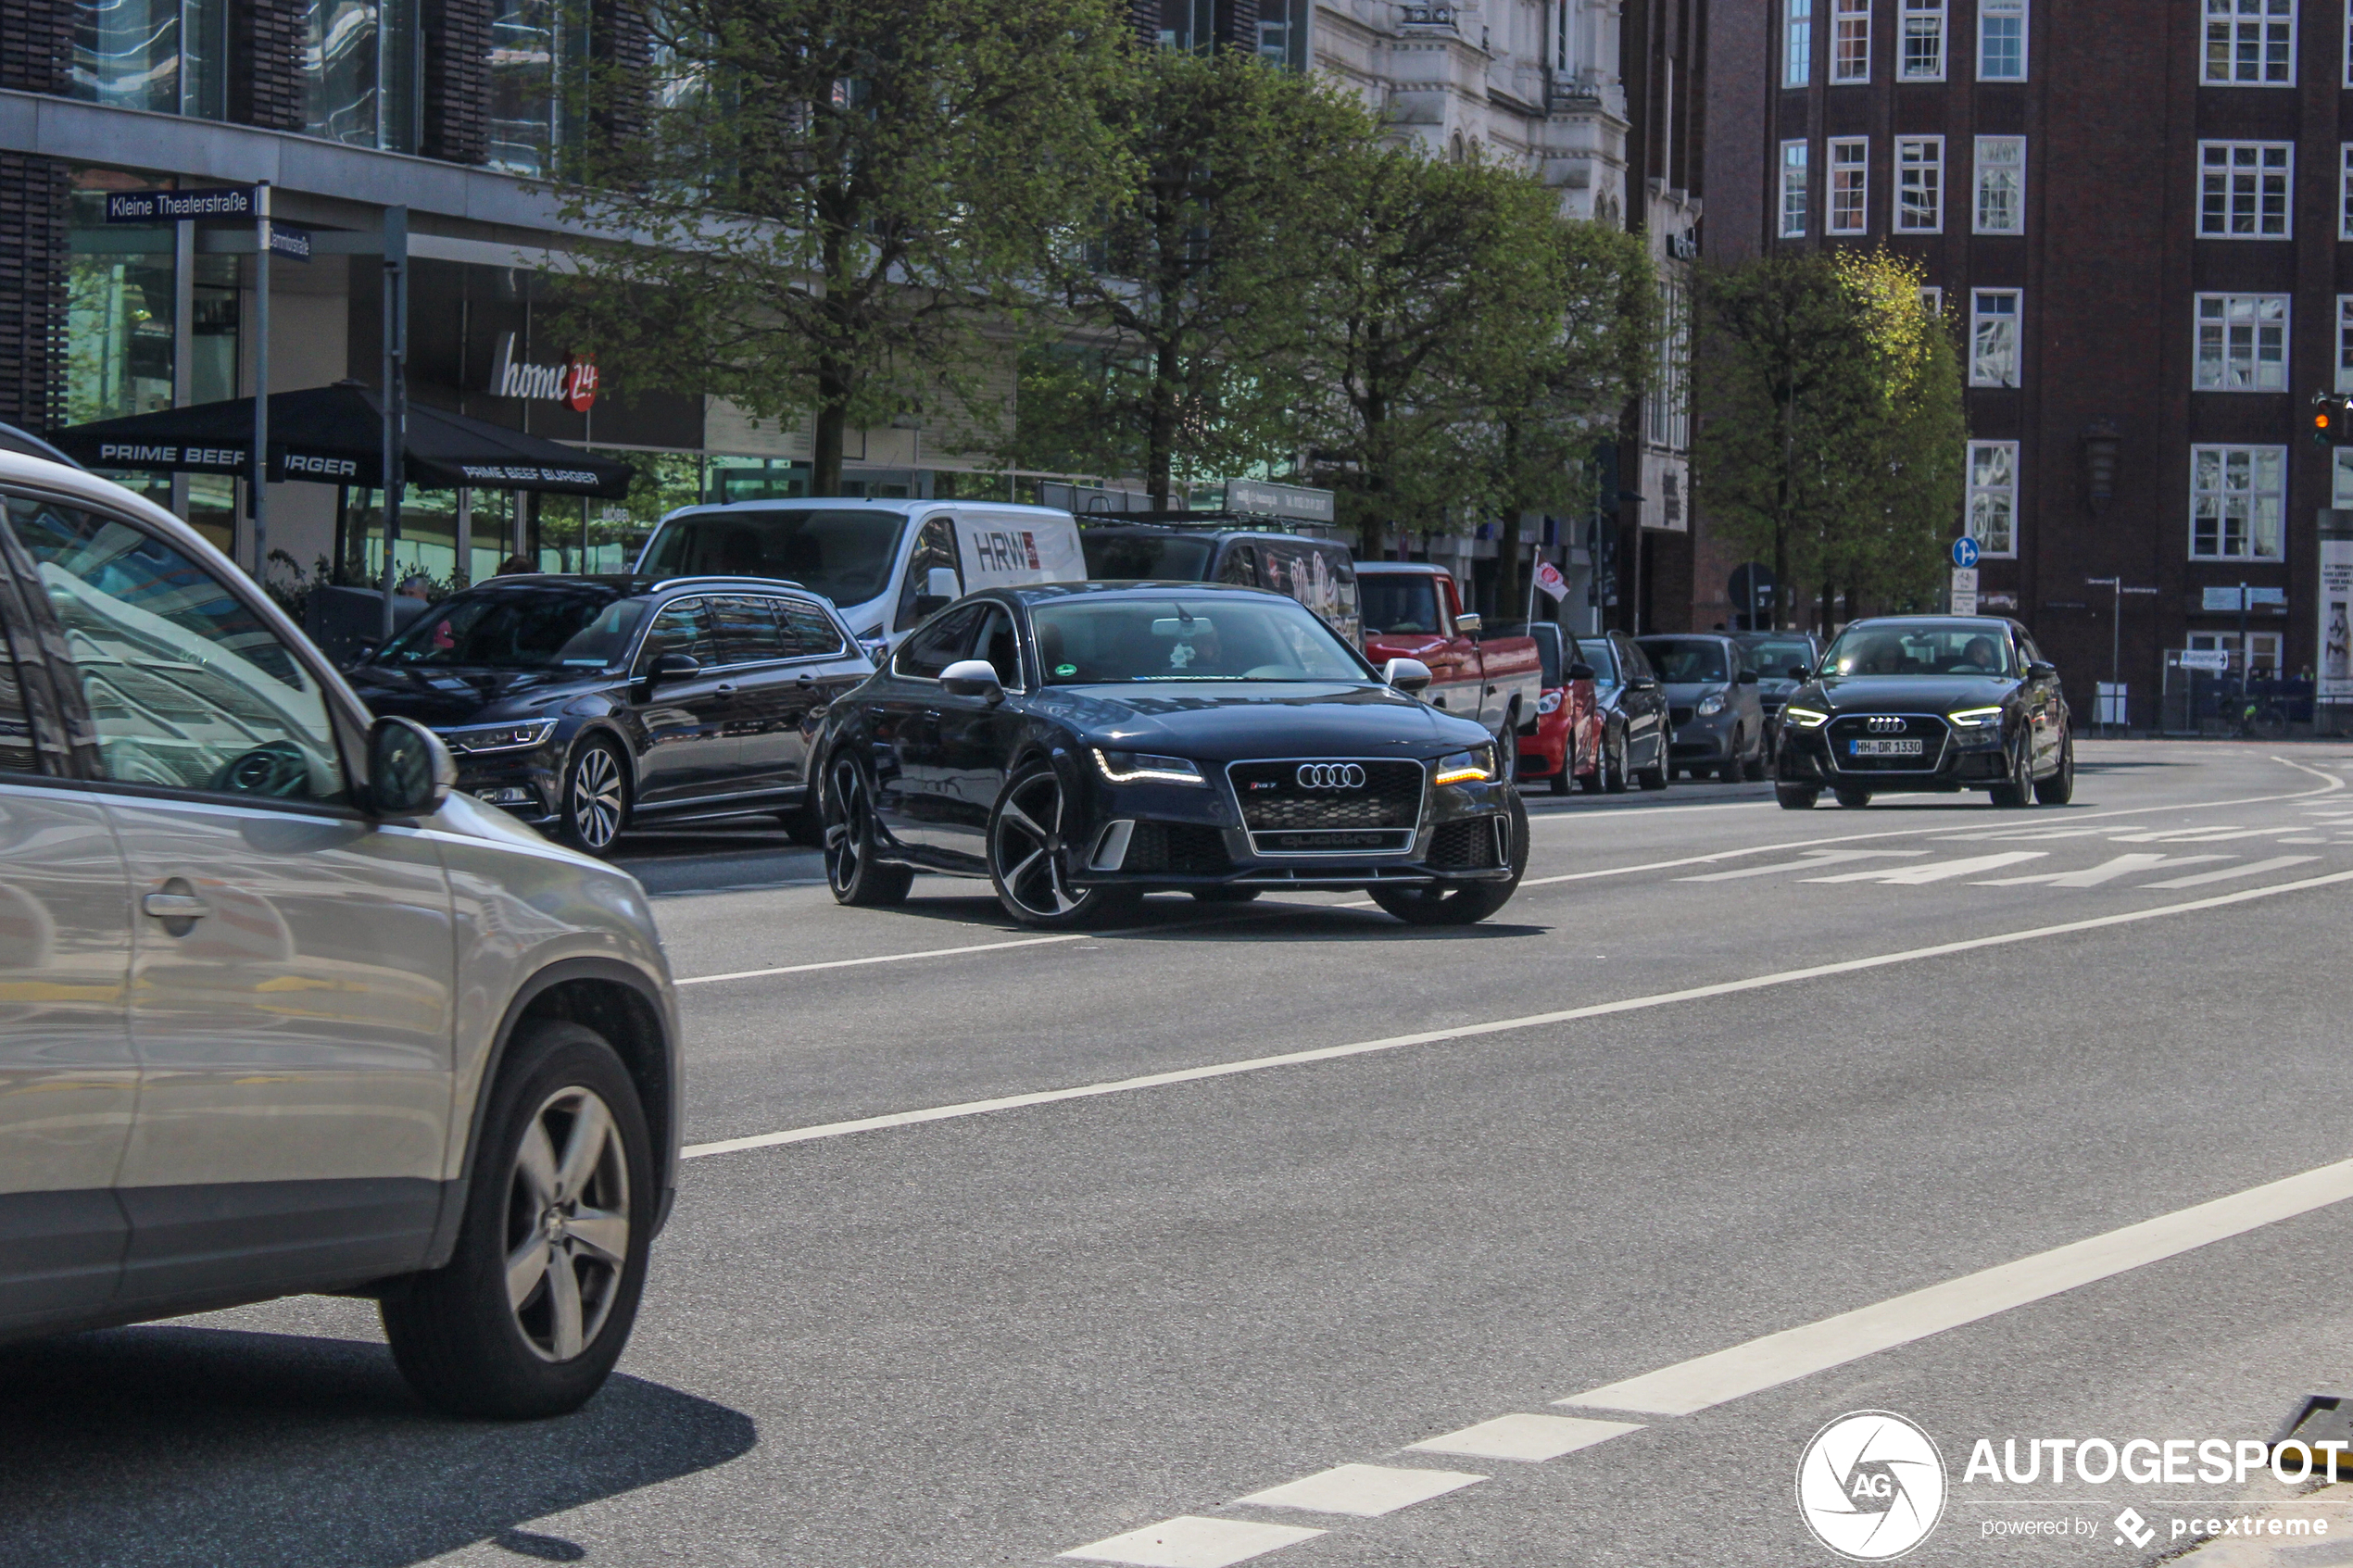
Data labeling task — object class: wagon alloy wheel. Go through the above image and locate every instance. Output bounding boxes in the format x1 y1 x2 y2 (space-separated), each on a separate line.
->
825 755 913 907
504 1085 630 1363
563 743 625 853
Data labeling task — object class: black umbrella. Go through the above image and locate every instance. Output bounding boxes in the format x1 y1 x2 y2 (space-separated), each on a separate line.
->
47 381 634 498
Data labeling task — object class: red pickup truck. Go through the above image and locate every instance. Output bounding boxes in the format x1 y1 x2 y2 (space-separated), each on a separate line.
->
1356 562 1543 762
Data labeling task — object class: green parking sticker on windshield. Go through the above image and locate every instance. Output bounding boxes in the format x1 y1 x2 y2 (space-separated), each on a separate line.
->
1055 663 1077 676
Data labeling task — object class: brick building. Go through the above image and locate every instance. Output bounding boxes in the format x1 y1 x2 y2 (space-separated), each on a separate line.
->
1715 0 2353 720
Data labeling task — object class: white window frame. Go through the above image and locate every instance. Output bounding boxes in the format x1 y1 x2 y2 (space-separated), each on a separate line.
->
1900 0 1946 80
1780 141 1811 238
1785 0 1813 86
2194 294 2290 392
1895 137 1944 232
1967 441 2019 558
1832 0 1870 82
1973 135 2025 233
1979 0 2027 80
2337 296 2353 393
1828 137 1869 233
2203 0 2295 85
1648 282 1692 453
2187 630 2283 675
2197 141 2294 238
2333 445 2353 507
2189 445 2286 560
1969 289 2021 387
1920 284 1944 316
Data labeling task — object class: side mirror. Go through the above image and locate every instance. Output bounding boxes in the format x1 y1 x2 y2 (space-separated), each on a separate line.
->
1454 612 1483 637
368 716 453 816
1383 657 1433 695
2028 659 2058 680
926 566 963 600
1736 669 1761 685
648 651 701 684
938 658 1005 703
1627 674 1659 691
1567 661 1596 682
1789 665 1810 682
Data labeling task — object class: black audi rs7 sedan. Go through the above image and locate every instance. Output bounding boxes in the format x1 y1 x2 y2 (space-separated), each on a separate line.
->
812 583 1529 927
1774 615 2074 810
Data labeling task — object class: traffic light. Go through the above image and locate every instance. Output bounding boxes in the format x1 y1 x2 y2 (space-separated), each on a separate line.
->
2316 391 2351 445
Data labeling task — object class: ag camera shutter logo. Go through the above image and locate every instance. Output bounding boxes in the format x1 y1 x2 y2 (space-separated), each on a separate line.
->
1796 1411 1947 1560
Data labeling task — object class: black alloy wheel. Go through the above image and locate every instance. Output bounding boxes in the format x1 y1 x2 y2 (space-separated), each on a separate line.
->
1368 794 1530 926
1602 729 1629 794
1776 783 1819 809
824 754 914 906
1990 731 2036 809
2034 730 2076 806
1833 787 1873 809
1716 731 1744 784
560 740 629 856
1635 731 1669 791
988 763 1138 930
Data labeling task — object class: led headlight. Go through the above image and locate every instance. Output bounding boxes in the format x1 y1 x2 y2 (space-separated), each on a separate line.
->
1947 706 2004 727
1697 692 1726 717
1092 748 1205 785
1434 746 1497 785
438 719 558 754
1536 690 1564 716
1783 706 1831 729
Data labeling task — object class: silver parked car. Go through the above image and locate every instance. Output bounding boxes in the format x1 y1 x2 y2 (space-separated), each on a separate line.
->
0 450 680 1418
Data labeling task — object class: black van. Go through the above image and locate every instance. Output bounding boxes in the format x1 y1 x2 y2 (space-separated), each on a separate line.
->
1077 516 1361 644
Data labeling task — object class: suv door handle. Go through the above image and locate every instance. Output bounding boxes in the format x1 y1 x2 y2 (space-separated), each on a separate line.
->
143 890 211 920
715 683 738 697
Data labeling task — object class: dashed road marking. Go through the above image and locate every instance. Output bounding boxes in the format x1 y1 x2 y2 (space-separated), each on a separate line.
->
1803 851 2045 884
1972 853 2227 887
1405 1413 1642 1462
1060 1517 1323 1567
1235 1463 1486 1517
2143 855 2318 888
1677 850 1928 881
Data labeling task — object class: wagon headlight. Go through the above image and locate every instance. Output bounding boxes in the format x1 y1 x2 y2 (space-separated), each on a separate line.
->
1434 746 1496 785
1783 706 1830 729
1536 690 1563 715
1947 706 2004 727
1697 692 1726 717
1092 748 1204 785
436 719 557 754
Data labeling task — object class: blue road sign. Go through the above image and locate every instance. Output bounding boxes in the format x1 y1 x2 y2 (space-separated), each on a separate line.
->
103 187 257 223
1952 536 1981 569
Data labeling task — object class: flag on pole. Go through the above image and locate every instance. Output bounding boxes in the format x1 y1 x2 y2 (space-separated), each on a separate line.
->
1533 560 1569 603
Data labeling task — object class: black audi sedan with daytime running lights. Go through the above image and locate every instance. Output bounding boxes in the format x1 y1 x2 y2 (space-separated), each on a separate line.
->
1773 615 2074 810
812 583 1529 928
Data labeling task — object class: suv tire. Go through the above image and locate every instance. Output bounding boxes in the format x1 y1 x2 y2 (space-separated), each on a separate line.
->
1367 795 1529 926
381 1020 653 1419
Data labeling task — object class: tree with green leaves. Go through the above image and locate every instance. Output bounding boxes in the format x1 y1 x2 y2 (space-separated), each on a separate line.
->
549 0 1129 495
1691 249 1964 630
1011 47 1376 507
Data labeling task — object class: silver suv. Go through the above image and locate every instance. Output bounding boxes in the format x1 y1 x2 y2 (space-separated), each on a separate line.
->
0 452 680 1419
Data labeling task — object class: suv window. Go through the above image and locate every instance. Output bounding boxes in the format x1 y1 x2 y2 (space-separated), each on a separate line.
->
1217 546 1258 585
894 603 985 680
974 605 1022 688
710 595 786 665
6 495 346 803
774 599 846 659
896 515 961 632
637 596 715 671
1617 636 1655 681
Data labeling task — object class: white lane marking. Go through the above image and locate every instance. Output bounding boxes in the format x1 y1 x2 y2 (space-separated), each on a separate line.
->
1529 800 1777 822
677 869 2353 1160
1235 1463 1486 1517
1940 825 2126 842
2142 855 2318 888
1556 1155 2353 1418
679 932 1091 985
2277 836 2330 844
1803 851 2045 884
1972 853 2226 888
1676 851 1928 882
1405 1413 1642 1462
2108 827 2272 844
1060 1517 1323 1567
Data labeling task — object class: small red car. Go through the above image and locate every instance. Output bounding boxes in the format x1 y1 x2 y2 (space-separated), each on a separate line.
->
1509 622 1604 794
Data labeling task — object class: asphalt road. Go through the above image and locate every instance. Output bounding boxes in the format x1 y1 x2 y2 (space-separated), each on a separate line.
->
11 741 2353 1568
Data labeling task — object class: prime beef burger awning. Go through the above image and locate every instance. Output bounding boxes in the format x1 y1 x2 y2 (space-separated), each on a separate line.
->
48 381 634 498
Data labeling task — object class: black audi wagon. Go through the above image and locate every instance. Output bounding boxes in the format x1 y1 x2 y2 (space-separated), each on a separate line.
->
812 582 1529 928
346 574 874 851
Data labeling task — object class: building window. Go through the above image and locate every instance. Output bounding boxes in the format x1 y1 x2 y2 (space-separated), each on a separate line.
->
2197 142 2293 237
1979 0 2027 79
1895 138 1943 232
1648 283 1691 453
1829 137 1869 233
1901 0 1945 78
2186 631 2283 675
1969 289 2020 386
70 0 229 117
2341 144 2353 238
303 0 419 151
1785 0 1813 85
1920 284 1944 316
486 0 579 175
2190 445 2285 559
1974 136 2025 233
2194 295 2289 391
1832 0 1869 82
2338 296 2353 393
1966 443 2019 558
2334 447 2353 507
2203 0 2293 85
1780 142 1811 238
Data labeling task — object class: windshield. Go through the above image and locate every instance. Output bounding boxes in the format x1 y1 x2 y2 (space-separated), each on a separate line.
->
1081 533 1216 582
1640 638 1730 683
1823 623 2018 678
639 508 908 607
1034 597 1371 684
372 589 648 670
1359 575 1441 634
1742 638 1817 678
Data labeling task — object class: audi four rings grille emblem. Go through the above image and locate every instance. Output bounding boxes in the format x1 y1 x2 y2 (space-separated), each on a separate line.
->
1868 716 1906 733
1296 762 1368 789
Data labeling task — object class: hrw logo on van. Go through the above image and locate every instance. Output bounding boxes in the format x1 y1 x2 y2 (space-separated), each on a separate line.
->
972 531 1040 572
1797 1411 1947 1561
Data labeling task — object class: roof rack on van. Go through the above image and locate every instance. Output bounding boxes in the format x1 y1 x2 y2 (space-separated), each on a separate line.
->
650 575 809 592
1079 509 1339 539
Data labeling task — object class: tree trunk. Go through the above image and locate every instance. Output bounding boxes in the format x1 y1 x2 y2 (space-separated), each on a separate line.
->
1148 334 1179 510
812 370 849 495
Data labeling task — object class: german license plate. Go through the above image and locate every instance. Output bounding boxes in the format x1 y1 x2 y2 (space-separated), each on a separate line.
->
1849 738 1923 757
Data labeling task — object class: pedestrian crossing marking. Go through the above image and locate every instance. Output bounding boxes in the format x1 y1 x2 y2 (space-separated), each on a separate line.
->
2139 856 2318 889
1972 854 2228 887
1804 851 2046 884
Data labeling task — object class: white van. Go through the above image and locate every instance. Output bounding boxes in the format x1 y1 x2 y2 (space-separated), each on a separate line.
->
633 499 1087 656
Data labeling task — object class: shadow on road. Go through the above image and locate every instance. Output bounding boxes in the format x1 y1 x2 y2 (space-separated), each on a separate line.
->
0 1326 756 1567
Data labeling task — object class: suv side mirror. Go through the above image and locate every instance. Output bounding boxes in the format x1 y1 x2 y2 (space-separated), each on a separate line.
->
648 651 700 684
1567 661 1596 682
1736 669 1760 684
1383 657 1433 694
939 658 1005 703
1454 612 1483 637
2028 659 2058 680
913 566 963 621
1789 665 1811 682
369 716 453 816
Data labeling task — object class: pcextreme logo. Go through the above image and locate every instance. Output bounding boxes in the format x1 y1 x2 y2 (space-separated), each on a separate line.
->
1797 1411 1949 1561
